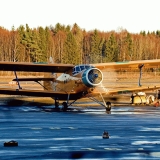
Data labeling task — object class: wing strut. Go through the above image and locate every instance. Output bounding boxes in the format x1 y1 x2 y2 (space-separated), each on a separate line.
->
14 70 22 89
35 81 48 90
83 92 111 111
138 64 144 87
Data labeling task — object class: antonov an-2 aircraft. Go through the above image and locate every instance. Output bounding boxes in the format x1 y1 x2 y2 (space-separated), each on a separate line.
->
0 58 160 111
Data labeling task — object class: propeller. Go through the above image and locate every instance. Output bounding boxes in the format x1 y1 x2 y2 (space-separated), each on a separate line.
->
82 68 103 87
88 69 102 84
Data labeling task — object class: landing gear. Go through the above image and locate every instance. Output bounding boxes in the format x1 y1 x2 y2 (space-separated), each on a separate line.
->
62 102 68 111
84 93 112 112
105 101 111 111
98 92 112 111
55 99 59 108
54 99 68 111
55 101 59 108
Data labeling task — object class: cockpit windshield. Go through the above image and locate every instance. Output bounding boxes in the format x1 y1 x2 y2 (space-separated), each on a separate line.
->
72 64 93 75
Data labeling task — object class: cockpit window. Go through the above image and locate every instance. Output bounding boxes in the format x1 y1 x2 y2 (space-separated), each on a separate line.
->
72 64 93 75
80 65 85 70
76 66 80 71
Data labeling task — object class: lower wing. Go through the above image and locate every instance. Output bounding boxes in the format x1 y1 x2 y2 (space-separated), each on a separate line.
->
0 88 76 97
91 85 160 96
0 85 159 96
12 78 55 82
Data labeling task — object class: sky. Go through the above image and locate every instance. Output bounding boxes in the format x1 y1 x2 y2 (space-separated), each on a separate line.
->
0 0 160 33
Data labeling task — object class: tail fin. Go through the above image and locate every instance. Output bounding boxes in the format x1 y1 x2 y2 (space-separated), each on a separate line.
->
49 57 54 64
48 56 57 77
44 57 56 91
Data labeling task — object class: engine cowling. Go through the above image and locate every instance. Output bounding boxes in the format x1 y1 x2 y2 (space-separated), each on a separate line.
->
82 68 103 87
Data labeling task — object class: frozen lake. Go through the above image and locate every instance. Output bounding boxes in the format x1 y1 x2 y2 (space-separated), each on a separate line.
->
0 105 160 159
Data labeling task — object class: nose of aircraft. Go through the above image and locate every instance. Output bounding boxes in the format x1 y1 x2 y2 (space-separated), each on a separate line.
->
94 74 98 78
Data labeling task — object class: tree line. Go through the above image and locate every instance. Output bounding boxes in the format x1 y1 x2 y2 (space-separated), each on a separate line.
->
1 23 160 64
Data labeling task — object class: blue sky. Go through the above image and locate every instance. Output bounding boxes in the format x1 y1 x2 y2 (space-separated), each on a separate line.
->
0 0 160 33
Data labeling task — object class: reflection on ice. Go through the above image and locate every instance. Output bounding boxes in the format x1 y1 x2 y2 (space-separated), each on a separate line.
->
31 127 42 130
104 148 122 150
19 136 103 142
82 108 134 115
139 127 160 131
49 127 61 130
67 127 77 129
132 140 160 145
81 148 95 150
53 136 102 141
150 152 160 157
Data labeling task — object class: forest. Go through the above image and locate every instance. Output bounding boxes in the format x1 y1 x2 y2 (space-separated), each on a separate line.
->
0 23 160 65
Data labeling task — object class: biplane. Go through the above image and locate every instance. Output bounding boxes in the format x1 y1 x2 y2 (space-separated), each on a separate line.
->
0 58 160 111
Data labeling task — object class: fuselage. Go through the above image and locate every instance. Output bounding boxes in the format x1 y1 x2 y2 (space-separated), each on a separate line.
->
44 64 103 100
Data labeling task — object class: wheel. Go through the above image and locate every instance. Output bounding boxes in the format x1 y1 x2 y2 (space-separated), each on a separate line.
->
62 102 68 111
106 101 111 111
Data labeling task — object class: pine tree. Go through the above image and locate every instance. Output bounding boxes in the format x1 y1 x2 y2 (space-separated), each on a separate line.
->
37 27 48 62
103 33 118 62
18 24 41 62
30 29 42 62
72 23 83 64
63 32 78 64
90 30 102 63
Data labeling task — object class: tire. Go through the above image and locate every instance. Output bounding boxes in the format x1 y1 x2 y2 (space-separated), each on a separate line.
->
106 101 111 111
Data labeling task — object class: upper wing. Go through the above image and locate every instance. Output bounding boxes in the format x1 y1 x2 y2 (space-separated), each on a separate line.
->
1 59 160 73
0 62 74 73
91 59 160 70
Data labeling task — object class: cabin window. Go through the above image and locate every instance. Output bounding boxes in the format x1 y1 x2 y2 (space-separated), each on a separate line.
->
72 65 93 75
80 65 85 70
76 66 80 72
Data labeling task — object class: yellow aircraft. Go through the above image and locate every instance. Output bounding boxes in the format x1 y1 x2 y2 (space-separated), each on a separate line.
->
0 58 160 111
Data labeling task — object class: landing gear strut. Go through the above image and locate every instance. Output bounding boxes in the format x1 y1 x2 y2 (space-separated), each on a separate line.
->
55 101 59 108
99 93 112 111
62 102 68 111
55 99 59 108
